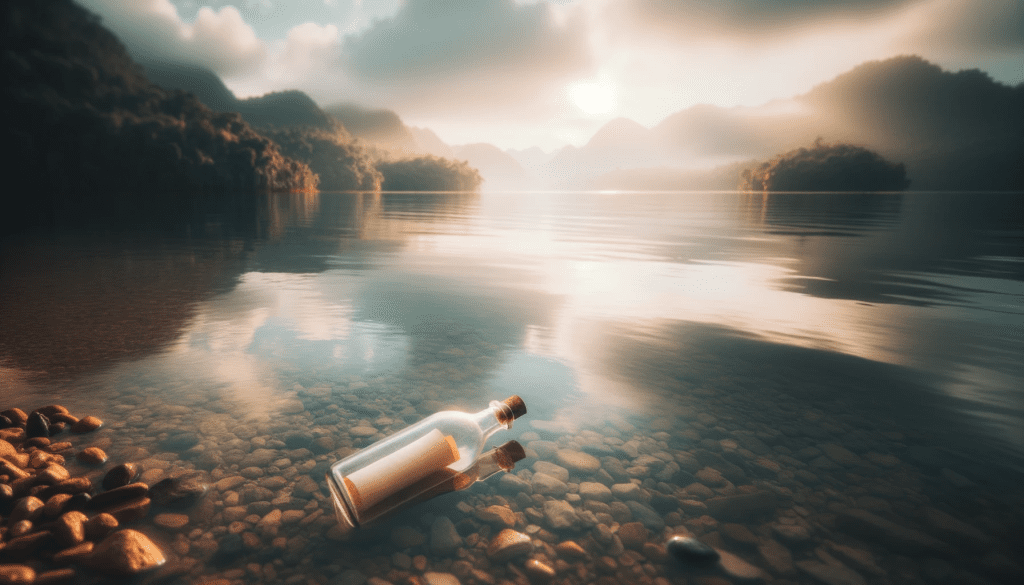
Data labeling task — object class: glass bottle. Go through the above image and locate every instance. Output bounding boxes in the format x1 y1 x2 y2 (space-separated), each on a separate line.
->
326 395 527 529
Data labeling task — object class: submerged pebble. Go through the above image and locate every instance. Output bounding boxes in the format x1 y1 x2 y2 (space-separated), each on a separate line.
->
667 535 721 564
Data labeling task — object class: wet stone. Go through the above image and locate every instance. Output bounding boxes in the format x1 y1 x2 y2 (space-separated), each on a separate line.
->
555 449 602 474
150 473 209 507
579 481 613 502
85 513 119 540
26 412 50 439
430 516 462 554
543 499 578 530
488 529 533 562
102 463 140 491
555 540 588 558
0 565 35 584
154 513 190 531
88 529 166 576
53 510 88 547
617 522 650 550
476 505 516 527
70 416 103 433
667 536 720 565
533 461 570 482
525 559 556 580
76 447 108 465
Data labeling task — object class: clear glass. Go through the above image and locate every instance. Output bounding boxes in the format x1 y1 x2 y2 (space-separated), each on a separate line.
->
327 400 515 528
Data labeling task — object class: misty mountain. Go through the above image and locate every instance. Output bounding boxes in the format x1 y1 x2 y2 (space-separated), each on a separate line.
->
452 144 535 191
550 56 1024 190
324 103 418 150
2 0 316 231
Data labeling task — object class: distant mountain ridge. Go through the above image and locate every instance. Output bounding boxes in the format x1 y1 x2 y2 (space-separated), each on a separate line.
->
563 55 1024 190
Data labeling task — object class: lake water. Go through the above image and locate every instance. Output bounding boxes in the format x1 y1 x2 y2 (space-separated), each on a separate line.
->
2 191 1023 584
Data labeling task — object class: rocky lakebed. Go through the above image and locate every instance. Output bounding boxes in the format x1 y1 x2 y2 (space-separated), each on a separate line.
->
3 374 1024 585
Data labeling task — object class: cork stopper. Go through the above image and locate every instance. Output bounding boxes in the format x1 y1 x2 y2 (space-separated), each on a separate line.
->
502 395 527 420
494 441 527 471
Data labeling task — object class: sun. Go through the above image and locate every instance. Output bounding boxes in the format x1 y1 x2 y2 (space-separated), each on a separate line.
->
568 79 616 116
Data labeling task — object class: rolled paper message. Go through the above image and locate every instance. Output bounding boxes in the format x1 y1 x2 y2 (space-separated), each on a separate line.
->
342 429 460 512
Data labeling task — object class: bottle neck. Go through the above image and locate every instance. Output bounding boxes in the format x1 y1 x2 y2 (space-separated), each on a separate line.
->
472 401 513 440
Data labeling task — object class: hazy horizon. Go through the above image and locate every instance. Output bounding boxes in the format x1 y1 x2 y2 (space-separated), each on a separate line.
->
78 0 1024 151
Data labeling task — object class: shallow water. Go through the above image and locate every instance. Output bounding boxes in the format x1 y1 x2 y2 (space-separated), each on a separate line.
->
2 191 1023 584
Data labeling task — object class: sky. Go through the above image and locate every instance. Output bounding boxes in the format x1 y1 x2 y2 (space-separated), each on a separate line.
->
79 0 1024 150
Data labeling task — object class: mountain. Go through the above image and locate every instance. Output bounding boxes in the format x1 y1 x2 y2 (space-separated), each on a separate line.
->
452 144 535 191
324 103 418 150
2 0 316 231
544 56 1024 190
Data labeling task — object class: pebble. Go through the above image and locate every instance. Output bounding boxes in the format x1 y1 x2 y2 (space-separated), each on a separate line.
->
667 536 720 564
475 505 516 527
542 499 577 529
578 481 613 502
102 463 139 490
149 473 209 507
555 449 601 473
0 565 35 584
617 521 649 550
70 416 103 433
76 447 108 465
26 412 50 439
154 513 190 531
88 482 148 510
84 513 119 540
487 529 533 562
422 572 461 585
430 516 462 554
88 529 166 575
555 540 588 558
524 559 556 579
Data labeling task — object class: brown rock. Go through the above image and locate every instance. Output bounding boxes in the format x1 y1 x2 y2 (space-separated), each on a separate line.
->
42 493 72 516
488 529 533 562
34 568 76 585
0 428 26 442
0 459 30 481
0 564 35 584
476 505 516 527
102 463 139 490
33 405 69 419
555 540 588 559
525 559 556 579
0 438 17 459
53 511 89 547
720 523 759 547
103 497 151 524
85 513 120 540
1 408 28 426
77 447 108 465
71 416 103 433
4 531 53 556
9 520 33 538
47 442 73 452
88 482 148 510
88 529 166 576
36 464 70 486
39 477 92 500
153 513 190 531
617 522 649 550
642 542 668 562
9 496 44 524
757 539 795 575
52 542 95 565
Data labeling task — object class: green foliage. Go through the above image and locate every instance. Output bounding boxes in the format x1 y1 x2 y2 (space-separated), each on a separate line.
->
376 155 484 192
1 0 317 228
740 140 909 192
264 127 382 191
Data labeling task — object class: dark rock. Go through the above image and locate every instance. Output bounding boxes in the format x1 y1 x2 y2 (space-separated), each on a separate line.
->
103 463 140 491
88 483 148 510
213 533 245 564
284 432 314 450
149 473 208 507
667 536 720 565
1 483 15 514
26 412 50 438
159 432 199 452
64 492 92 512
103 497 151 524
0 415 13 429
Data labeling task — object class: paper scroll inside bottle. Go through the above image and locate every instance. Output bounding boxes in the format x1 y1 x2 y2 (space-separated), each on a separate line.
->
342 429 460 512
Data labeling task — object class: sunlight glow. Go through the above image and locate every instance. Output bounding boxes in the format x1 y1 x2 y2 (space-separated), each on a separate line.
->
568 79 617 116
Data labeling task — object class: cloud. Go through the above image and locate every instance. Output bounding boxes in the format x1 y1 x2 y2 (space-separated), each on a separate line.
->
609 0 919 41
338 0 592 116
900 0 1024 53
79 0 267 75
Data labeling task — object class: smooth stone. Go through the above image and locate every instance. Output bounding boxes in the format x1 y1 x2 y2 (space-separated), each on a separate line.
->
611 482 642 501
579 481 613 502
617 521 650 550
555 540 588 558
533 461 570 483
88 483 148 510
499 473 532 493
84 513 119 540
531 472 568 496
625 500 665 531
88 529 166 575
819 443 864 467
101 464 139 491
757 539 795 575
26 412 50 439
9 497 44 524
543 500 578 530
430 516 462 554
71 416 103 433
555 449 601 473
0 565 35 584
527 440 559 458
718 549 770 582
153 513 190 531
422 572 461 585
667 536 720 564
349 426 378 437
76 447 108 465
475 505 516 527
487 529 533 562
525 559 556 579
149 473 208 507
53 511 88 547
103 497 151 524
52 541 94 565
239 448 278 468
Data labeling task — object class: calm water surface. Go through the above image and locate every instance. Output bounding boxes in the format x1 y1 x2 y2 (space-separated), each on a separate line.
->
2 191 1023 584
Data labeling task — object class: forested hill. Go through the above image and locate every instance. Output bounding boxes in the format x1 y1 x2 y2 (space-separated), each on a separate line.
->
1 0 317 230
